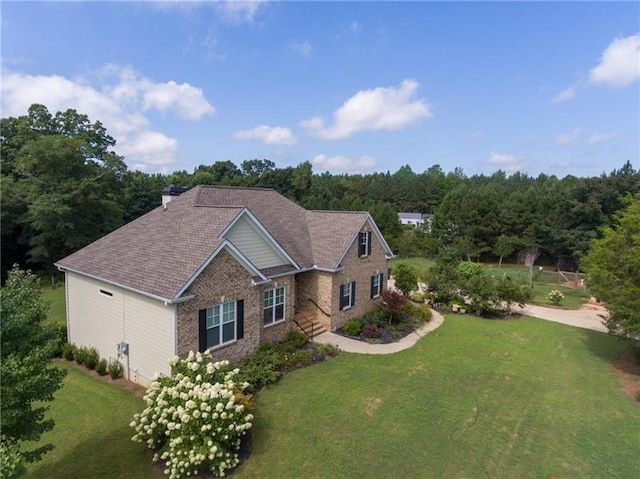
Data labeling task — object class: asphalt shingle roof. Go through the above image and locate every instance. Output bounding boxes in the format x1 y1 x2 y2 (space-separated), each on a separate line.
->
56 186 377 300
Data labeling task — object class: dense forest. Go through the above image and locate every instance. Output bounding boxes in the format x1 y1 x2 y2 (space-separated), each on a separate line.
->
2 105 638 280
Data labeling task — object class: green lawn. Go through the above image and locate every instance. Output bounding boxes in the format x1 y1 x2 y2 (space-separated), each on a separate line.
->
234 316 639 478
25 363 162 479
41 284 66 324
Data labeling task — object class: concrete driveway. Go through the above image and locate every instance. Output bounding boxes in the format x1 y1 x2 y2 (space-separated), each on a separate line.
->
513 302 609 333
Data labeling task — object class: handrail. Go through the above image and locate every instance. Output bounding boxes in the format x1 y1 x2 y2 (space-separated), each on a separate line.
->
307 298 331 317
293 318 314 340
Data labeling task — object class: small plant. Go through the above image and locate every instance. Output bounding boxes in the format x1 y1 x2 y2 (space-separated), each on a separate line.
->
75 346 89 366
278 330 308 352
95 358 109 376
548 289 565 305
235 344 282 391
84 347 100 370
362 323 382 339
361 306 388 327
62 342 77 361
316 343 338 357
282 350 314 369
108 359 123 379
409 291 428 303
342 318 363 336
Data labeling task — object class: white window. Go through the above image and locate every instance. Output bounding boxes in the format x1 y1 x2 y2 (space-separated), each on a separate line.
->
339 282 356 310
370 273 383 299
264 286 286 326
358 231 372 257
205 301 236 348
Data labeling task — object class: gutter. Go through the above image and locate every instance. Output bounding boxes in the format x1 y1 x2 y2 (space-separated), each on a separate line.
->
55 264 194 305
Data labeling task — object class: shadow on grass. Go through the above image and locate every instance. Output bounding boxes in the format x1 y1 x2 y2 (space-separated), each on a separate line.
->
578 326 633 363
27 425 162 479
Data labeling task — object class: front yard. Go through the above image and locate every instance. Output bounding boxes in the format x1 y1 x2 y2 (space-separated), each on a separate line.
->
32 287 639 478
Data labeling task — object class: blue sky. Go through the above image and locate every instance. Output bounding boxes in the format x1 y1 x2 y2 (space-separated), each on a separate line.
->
2 1 638 178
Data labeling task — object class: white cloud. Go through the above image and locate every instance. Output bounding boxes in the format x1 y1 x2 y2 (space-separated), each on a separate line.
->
290 40 312 57
302 79 431 140
350 21 362 33
554 128 581 146
234 125 297 145
590 33 640 87
142 81 215 119
214 0 267 24
118 131 178 166
471 131 483 139
552 85 576 104
487 152 529 173
1 65 215 171
587 131 619 146
312 154 377 173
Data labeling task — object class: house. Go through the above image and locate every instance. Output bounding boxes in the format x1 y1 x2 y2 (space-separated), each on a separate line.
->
398 212 434 229
55 186 394 385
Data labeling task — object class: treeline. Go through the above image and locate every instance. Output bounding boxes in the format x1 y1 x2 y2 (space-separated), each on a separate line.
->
2 105 638 280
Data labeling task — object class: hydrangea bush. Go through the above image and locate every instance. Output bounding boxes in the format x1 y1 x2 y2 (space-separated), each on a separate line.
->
548 289 565 305
130 351 253 479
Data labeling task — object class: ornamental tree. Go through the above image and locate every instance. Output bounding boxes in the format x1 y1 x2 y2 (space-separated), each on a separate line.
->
131 352 254 479
582 195 640 337
0 266 67 478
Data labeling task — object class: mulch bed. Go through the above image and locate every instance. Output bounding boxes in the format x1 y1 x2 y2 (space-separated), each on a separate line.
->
612 348 640 402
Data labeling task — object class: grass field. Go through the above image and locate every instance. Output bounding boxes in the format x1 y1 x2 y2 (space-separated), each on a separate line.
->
234 316 639 478
41 284 66 324
390 258 590 309
25 363 161 479
33 279 635 478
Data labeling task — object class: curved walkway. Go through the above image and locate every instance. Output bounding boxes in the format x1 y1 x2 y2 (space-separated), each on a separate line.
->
313 302 609 355
313 309 445 354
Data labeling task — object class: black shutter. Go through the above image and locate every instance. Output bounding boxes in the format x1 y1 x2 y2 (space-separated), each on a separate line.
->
236 300 244 340
380 273 384 293
339 284 346 310
370 276 375 299
351 282 356 307
367 231 372 256
357 232 365 257
198 309 207 352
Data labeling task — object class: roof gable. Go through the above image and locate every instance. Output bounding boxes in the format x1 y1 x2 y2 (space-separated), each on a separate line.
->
56 186 393 300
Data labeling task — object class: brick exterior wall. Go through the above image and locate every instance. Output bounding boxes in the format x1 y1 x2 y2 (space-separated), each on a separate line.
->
330 221 388 330
259 275 295 344
176 249 294 363
295 270 333 330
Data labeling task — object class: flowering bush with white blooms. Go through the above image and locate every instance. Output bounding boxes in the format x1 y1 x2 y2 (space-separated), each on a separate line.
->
130 351 253 479
548 289 565 305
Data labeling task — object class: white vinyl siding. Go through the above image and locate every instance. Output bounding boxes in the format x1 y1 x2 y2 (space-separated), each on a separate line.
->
65 272 174 385
225 216 287 269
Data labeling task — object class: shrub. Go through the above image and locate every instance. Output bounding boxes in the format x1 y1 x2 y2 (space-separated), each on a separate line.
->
316 343 338 357
108 359 123 379
409 291 429 303
361 306 388 327
394 263 418 296
75 346 89 366
131 352 253 479
95 358 109 376
62 342 77 361
548 289 565 305
84 347 99 370
401 301 432 324
278 330 308 352
51 321 68 357
342 319 362 336
282 350 314 370
457 261 485 279
362 323 382 339
235 345 282 391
